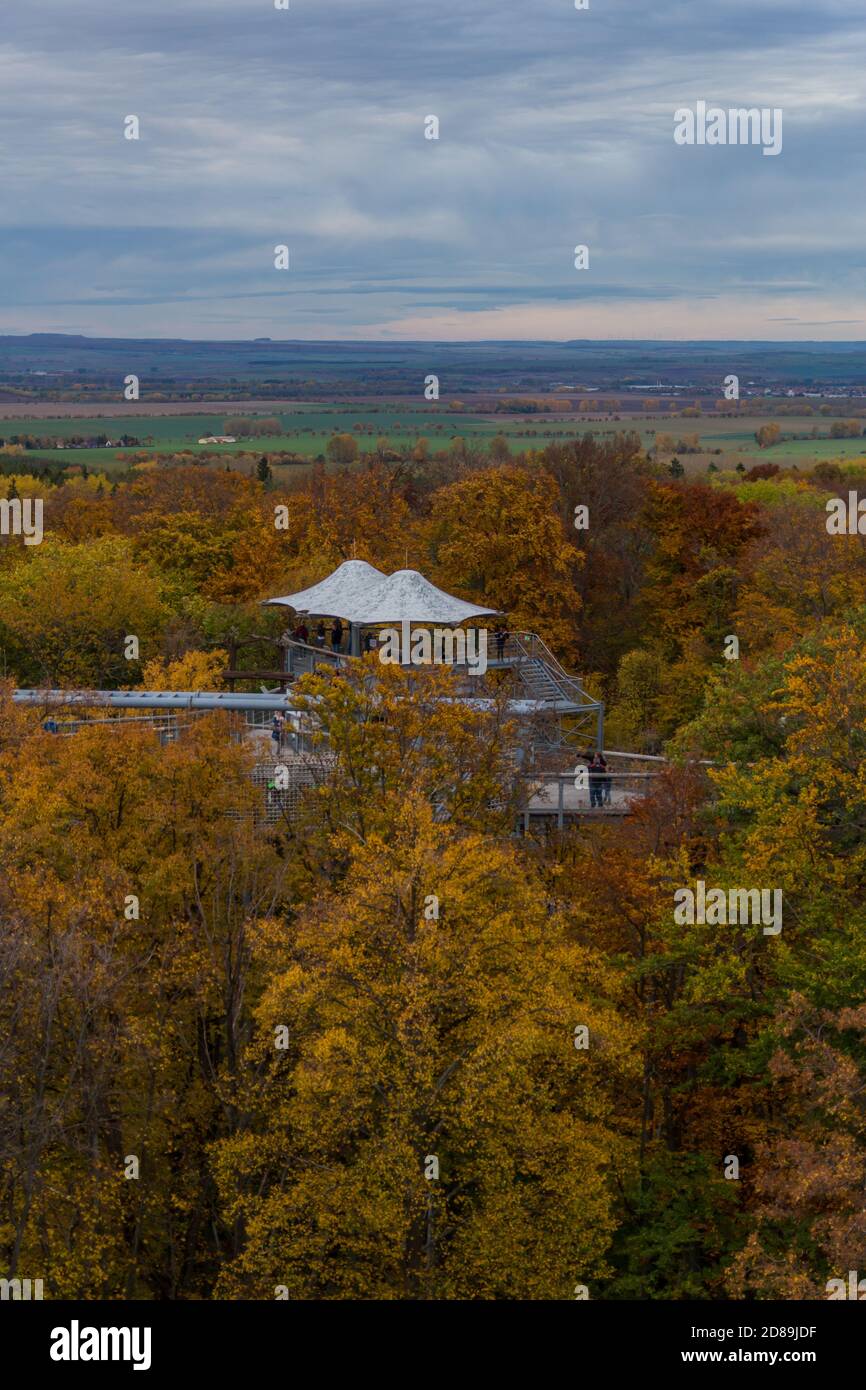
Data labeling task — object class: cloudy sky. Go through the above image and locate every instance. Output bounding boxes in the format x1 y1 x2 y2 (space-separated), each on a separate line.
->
1 0 864 340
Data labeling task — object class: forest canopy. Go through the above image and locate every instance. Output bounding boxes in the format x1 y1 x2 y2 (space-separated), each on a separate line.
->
3 435 866 1298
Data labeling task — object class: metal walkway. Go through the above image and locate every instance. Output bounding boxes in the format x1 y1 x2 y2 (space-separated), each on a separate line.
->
10 639 634 830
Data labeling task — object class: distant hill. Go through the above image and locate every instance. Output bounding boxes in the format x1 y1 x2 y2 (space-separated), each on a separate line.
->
0 334 864 398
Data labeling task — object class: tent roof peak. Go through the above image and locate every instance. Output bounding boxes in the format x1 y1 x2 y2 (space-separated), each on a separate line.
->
264 559 500 624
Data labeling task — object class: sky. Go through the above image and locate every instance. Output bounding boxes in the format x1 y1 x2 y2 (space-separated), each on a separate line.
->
1 0 865 341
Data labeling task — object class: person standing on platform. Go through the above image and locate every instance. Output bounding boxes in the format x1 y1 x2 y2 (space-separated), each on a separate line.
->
589 753 604 808
600 753 612 805
271 711 284 753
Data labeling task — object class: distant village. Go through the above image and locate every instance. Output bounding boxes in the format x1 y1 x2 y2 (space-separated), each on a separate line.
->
0 432 144 450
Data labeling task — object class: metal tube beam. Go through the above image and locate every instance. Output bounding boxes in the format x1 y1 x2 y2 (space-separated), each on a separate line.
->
12 688 600 716
12 689 299 712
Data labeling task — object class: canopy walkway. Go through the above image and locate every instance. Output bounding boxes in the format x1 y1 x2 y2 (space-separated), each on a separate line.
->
11 555 649 827
14 688 658 832
267 627 603 747
13 629 654 830
229 557 604 746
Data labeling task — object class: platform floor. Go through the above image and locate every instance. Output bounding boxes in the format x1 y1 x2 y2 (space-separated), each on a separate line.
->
527 780 636 818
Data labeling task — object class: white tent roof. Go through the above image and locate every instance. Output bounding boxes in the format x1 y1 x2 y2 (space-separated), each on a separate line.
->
354 569 499 624
264 559 387 619
264 560 499 624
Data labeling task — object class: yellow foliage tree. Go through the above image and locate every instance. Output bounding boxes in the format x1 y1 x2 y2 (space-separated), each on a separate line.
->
426 466 583 654
213 793 636 1299
0 535 168 687
138 648 228 690
0 706 288 1297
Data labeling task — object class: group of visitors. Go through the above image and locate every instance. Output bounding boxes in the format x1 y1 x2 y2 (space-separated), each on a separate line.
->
292 617 388 656
290 618 514 660
293 619 345 651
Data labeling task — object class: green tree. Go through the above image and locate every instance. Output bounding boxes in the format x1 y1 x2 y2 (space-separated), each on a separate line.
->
607 648 664 749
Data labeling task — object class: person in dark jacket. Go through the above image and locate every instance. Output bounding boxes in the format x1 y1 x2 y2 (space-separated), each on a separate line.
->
314 621 326 647
331 618 344 652
589 753 605 808
600 754 612 805
271 711 284 752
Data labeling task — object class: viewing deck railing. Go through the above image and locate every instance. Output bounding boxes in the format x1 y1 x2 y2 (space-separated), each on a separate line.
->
282 638 347 678
42 710 191 744
525 767 660 829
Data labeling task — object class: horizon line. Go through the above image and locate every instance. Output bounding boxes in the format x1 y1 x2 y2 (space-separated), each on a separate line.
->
3 333 866 348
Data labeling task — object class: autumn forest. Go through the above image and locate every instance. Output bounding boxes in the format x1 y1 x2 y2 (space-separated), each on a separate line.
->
3 432 866 1301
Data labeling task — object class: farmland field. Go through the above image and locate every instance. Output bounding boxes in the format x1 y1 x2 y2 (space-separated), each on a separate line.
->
0 402 865 473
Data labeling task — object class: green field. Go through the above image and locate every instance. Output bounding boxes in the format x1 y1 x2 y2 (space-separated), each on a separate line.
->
1 405 864 473
0 406 529 466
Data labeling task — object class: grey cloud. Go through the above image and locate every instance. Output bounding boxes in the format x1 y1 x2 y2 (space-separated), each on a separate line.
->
0 0 864 337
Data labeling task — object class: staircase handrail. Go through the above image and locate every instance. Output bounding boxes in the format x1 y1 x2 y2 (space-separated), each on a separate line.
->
507 631 600 709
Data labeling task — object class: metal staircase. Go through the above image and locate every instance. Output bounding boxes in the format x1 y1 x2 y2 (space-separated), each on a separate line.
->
504 632 595 707
501 632 604 750
516 656 564 702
